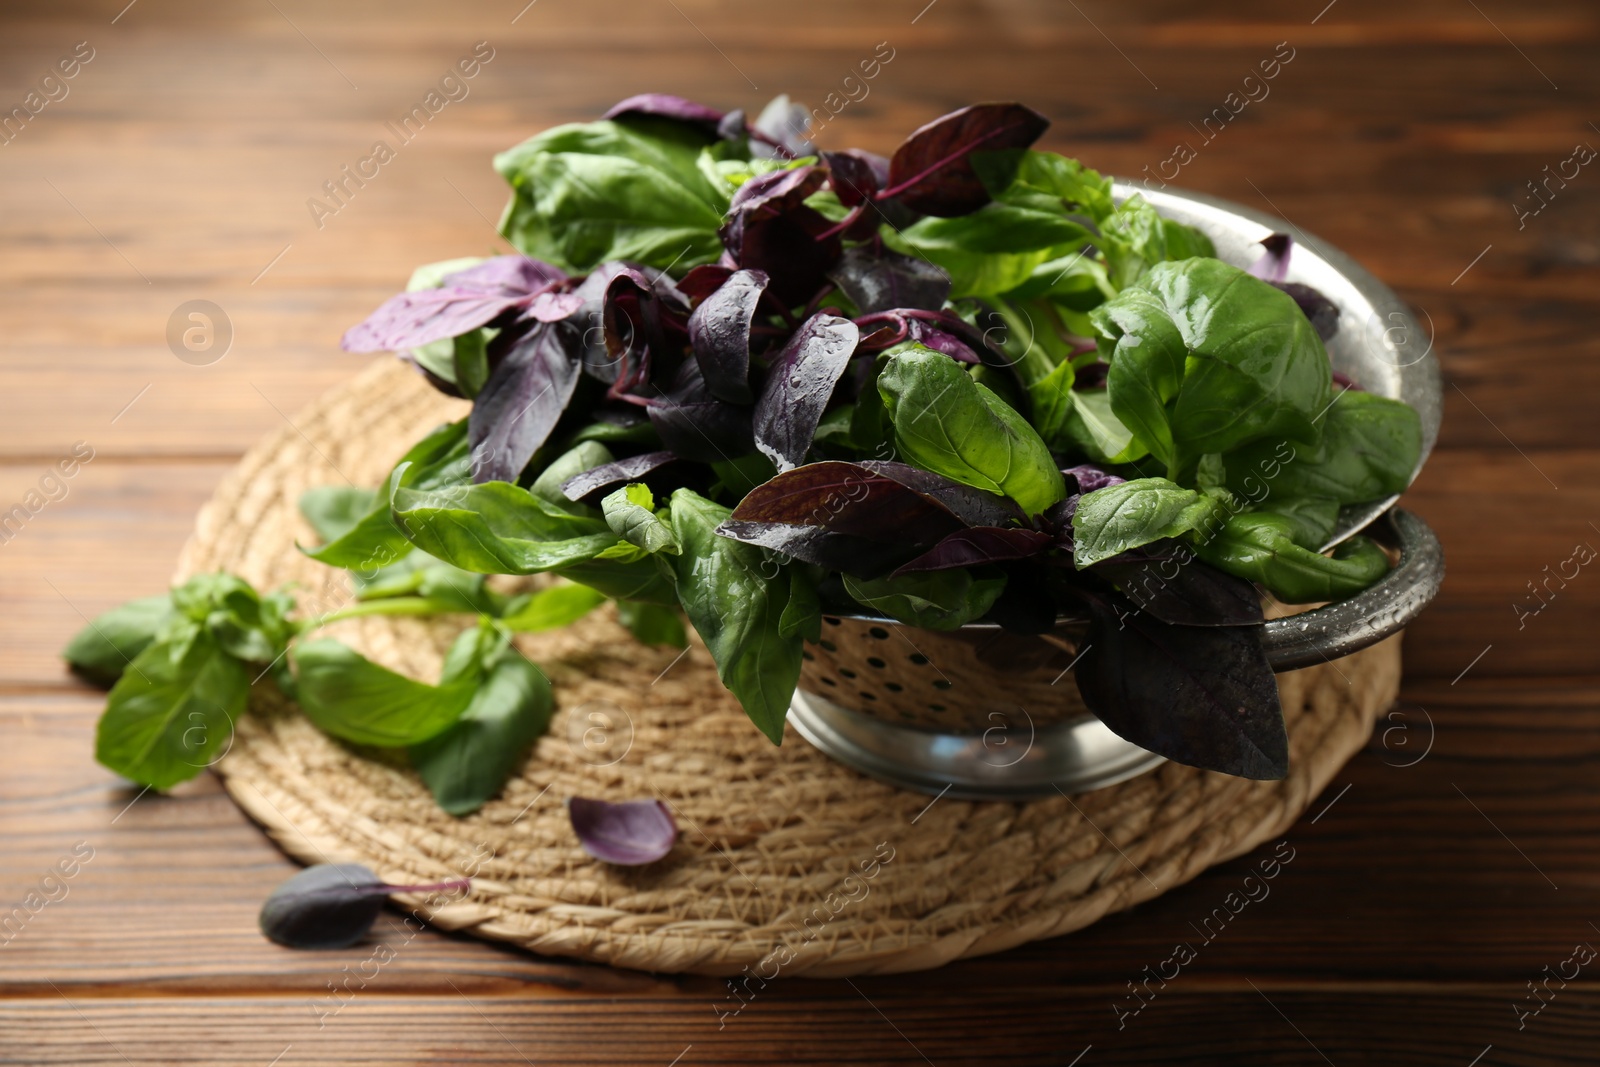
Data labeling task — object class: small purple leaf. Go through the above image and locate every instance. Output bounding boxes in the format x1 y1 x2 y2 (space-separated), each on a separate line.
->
443 255 568 296
567 796 678 865
469 321 585 483
1274 281 1340 342
882 103 1050 217
828 246 951 316
904 319 980 364
753 314 860 471
719 166 842 304
1247 233 1293 283
688 269 769 404
857 460 1027 527
1062 464 1126 495
527 291 586 322
560 450 679 504
892 526 1052 575
822 149 888 207
603 93 725 134
647 361 755 463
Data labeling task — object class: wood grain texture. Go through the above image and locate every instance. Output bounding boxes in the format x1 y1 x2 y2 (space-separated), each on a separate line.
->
1 0 1596 1062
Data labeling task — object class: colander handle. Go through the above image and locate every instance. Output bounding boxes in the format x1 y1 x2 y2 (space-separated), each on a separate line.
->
1263 508 1443 671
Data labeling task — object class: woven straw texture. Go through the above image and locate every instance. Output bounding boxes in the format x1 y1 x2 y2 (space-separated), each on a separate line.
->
178 359 1402 977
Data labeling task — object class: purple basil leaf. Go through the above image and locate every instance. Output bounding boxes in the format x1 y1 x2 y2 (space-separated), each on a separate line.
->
719 166 842 305
343 287 525 354
1274 281 1340 343
603 267 691 399
716 108 748 142
565 263 635 384
828 246 952 316
904 318 980 364
1247 233 1293 283
882 103 1050 217
715 519 923 579
1091 546 1264 627
443 255 568 297
688 269 769 404
728 165 829 221
559 450 679 504
603 93 725 135
1076 595 1287 779
892 526 1052 575
822 149 888 207
750 94 813 159
258 863 470 949
1062 464 1126 495
677 264 735 306
646 361 754 463
469 321 584 483
566 797 678 865
753 314 860 471
984 560 1059 634
527 290 586 322
857 460 1027 527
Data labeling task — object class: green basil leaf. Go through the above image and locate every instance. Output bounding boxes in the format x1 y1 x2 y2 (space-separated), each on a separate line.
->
94 624 249 790
602 484 680 555
529 441 613 511
410 652 552 816
668 489 802 744
1195 513 1390 603
299 486 377 544
877 346 1066 517
1224 391 1422 506
842 569 1006 631
1097 194 1216 289
1060 387 1148 465
501 582 608 632
778 569 822 643
616 600 689 648
1026 360 1077 446
292 632 481 747
494 118 727 273
1092 258 1332 476
391 478 617 575
304 420 470 570
64 594 177 686
1261 497 1341 551
1072 478 1231 568
555 557 679 606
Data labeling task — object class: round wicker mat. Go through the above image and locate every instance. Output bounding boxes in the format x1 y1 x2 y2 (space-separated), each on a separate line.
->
179 358 1402 977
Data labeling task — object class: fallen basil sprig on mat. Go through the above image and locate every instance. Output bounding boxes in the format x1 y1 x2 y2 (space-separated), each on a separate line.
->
68 94 1425 790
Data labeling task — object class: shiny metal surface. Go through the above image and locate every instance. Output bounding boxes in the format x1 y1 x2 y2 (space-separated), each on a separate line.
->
1114 182 1444 549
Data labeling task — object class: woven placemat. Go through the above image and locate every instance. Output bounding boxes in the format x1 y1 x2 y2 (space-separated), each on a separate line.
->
178 358 1401 977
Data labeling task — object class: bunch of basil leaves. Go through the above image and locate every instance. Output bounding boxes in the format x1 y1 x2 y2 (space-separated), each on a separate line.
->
68 94 1423 792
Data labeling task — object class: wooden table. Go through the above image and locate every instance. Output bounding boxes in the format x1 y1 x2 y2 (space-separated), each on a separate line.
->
3 1 1596 1063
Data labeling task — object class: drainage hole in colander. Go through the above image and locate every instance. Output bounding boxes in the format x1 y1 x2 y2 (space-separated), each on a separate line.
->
858 691 878 701
801 650 814 661
932 679 953 691
820 639 838 652
885 682 903 693
839 667 858 679
823 616 842 626
908 653 930 665
868 626 890 639
866 656 886 669
820 676 837 687
929 704 947 712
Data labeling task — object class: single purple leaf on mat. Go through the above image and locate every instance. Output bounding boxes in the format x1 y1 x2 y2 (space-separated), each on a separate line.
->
882 103 1050 217
822 149 887 207
1247 233 1293 283
1274 281 1340 342
892 526 1052 575
688 269 769 404
567 797 678 865
259 863 470 949
646 361 755 463
1076 595 1287 779
560 450 679 504
753 313 860 471
469 321 584 483
602 93 725 134
827 246 951 315
1062 464 1125 495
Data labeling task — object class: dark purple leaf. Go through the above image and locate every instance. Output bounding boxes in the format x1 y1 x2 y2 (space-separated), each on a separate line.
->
714 520 922 579
1062 464 1125 495
1092 546 1264 627
566 797 677 865
602 268 691 399
259 863 470 949
646 361 754 463
904 318 980 363
443 255 568 296
882 103 1050 217
1076 595 1287 779
559 450 679 504
343 255 568 353
716 108 748 142
750 94 813 159
727 165 829 220
469 320 585 483
527 290 586 322
603 93 724 135
857 460 1027 527
893 526 1052 574
828 246 952 316
753 314 860 471
564 263 635 384
719 166 843 305
1274 281 1340 342
984 560 1059 634
1247 233 1293 283
677 264 735 306
822 149 888 207
688 269 769 404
